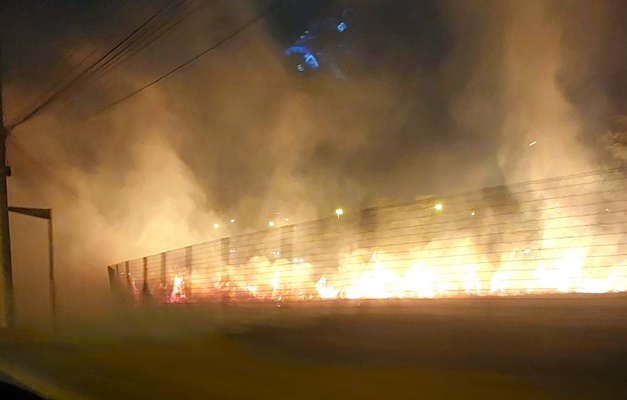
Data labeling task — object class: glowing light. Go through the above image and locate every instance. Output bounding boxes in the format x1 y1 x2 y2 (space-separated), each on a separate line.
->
180 243 627 302
230 219 235 223
159 172 627 303
285 218 289 222
213 223 220 229
304 53 318 68
337 22 347 32
285 46 319 69
529 140 537 146
168 275 186 303
316 275 340 298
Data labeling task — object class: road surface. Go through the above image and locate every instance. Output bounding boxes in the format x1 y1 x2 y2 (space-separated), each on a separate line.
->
1 296 626 399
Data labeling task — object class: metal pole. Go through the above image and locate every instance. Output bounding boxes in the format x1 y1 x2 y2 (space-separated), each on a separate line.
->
141 256 150 304
0 28 15 328
48 212 55 330
184 246 192 301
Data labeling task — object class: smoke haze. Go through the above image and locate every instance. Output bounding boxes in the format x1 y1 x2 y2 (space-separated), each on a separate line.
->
1 0 625 326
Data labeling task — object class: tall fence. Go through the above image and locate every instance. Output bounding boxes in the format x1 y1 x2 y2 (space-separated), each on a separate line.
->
108 168 627 305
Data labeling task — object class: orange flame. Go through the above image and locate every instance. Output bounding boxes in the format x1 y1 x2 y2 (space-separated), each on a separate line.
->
168 275 187 303
173 245 626 302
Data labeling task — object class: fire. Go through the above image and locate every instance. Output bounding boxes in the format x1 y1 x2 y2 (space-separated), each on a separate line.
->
316 275 339 298
157 173 627 303
166 245 627 302
168 275 187 303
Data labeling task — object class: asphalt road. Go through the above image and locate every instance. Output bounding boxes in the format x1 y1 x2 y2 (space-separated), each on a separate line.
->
1 296 626 399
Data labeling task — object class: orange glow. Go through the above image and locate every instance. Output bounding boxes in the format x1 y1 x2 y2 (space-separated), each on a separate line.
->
151 172 627 303
168 246 627 302
168 275 187 303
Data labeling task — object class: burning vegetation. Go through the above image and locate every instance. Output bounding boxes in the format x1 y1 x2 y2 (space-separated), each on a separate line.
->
110 169 627 305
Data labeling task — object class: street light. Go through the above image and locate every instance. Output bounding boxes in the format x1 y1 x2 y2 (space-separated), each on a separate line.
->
335 208 344 219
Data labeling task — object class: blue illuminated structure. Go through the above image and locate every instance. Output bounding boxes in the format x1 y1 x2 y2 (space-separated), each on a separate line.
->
284 45 320 71
284 7 351 76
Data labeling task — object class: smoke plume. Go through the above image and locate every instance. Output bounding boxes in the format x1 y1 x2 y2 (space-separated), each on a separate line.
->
2 0 625 326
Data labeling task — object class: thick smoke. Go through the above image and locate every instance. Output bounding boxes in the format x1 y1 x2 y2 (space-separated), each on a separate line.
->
2 0 625 326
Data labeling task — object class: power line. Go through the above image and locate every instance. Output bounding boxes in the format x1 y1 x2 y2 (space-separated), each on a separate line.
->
55 0 192 102
8 0 182 131
93 0 209 83
13 1 277 139
6 1 150 126
94 3 276 116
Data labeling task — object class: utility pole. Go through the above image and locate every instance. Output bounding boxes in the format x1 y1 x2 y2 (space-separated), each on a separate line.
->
0 25 15 328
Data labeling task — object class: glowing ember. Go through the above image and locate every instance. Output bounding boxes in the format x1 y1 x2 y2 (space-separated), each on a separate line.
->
183 245 627 302
129 172 627 304
316 275 340 298
169 275 187 303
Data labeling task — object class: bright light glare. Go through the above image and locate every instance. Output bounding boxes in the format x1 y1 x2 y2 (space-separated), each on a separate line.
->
269 221 275 227
230 219 235 223
434 203 443 211
335 208 344 216
213 223 220 229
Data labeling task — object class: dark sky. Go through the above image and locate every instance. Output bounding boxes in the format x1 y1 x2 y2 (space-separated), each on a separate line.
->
4 1 626 202
3 0 627 236
4 0 465 211
1 0 626 323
